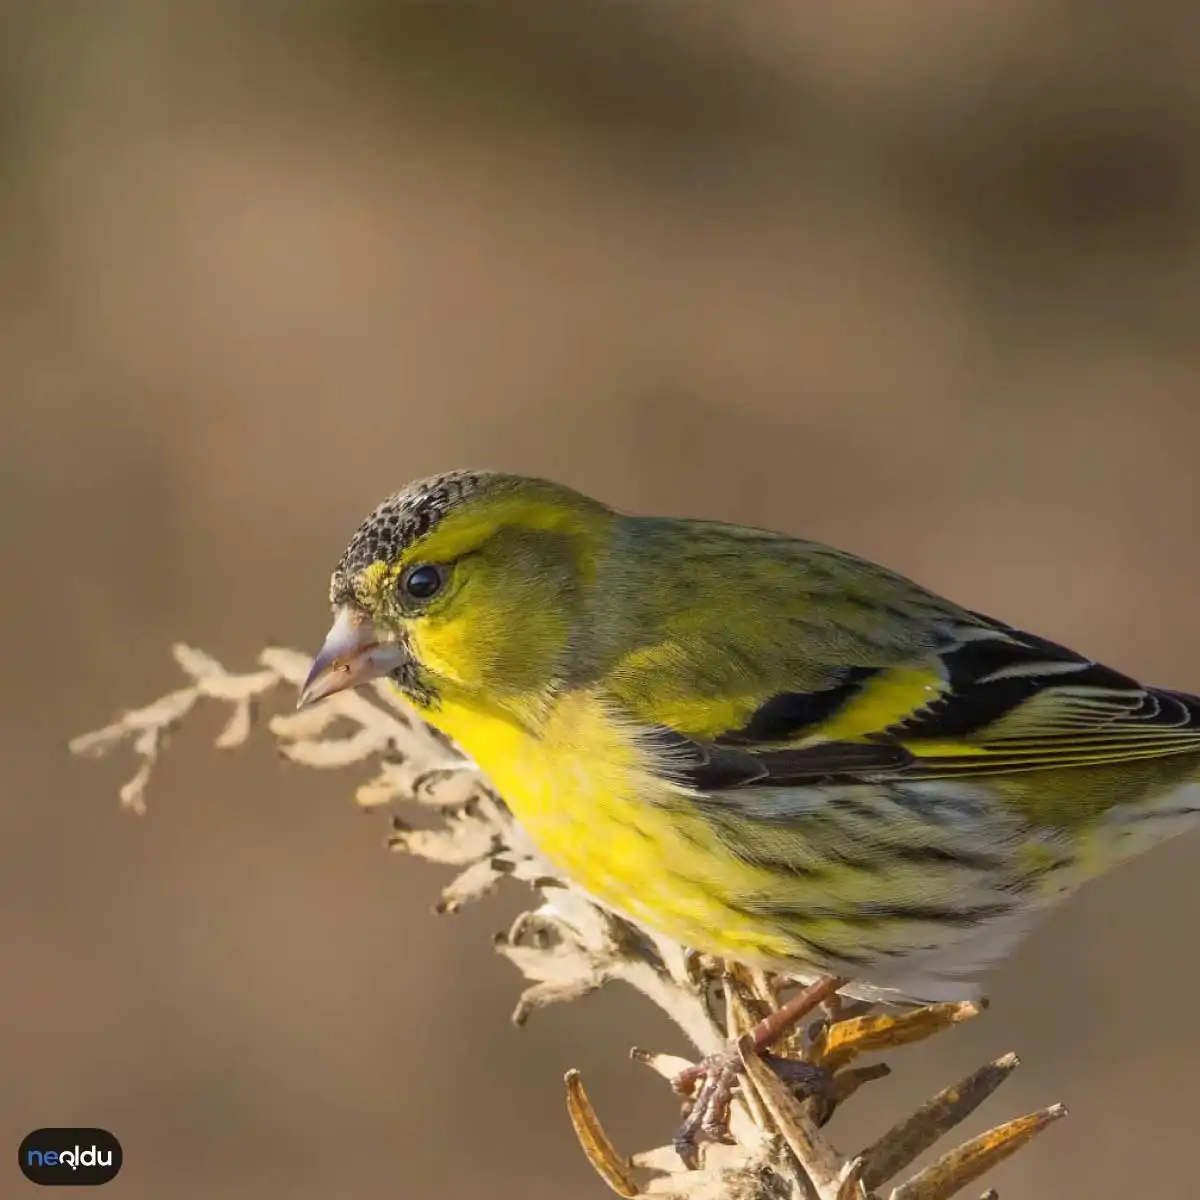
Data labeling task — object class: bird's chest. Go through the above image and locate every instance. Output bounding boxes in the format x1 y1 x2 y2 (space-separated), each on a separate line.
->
419 689 694 910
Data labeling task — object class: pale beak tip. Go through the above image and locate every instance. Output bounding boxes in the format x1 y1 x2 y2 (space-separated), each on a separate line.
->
296 658 333 710
298 606 406 709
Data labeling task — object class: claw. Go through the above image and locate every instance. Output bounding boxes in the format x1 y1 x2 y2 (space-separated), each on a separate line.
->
668 975 847 1166
670 1048 833 1167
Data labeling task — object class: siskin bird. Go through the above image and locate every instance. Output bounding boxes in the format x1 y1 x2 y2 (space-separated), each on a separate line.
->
300 470 1200 1007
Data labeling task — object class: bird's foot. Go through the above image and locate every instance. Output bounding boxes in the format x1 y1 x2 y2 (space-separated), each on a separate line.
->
671 1049 832 1167
669 974 845 1168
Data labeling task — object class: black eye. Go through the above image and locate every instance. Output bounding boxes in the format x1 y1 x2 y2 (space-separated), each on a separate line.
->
401 564 443 601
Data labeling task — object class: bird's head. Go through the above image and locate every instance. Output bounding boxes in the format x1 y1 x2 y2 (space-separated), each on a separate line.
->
299 471 613 719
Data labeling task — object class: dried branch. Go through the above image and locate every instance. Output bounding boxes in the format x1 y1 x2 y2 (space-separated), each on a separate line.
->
71 645 1065 1199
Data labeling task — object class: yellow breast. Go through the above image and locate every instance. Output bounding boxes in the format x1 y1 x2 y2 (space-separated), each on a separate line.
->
422 688 674 882
413 686 798 961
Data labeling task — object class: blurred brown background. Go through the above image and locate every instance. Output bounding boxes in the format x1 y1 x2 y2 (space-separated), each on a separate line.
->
4 3 1200 1196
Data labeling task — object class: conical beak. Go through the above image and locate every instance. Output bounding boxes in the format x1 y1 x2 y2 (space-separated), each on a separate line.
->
297 607 407 708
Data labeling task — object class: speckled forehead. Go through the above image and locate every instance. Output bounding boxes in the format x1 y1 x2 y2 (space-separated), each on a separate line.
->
330 472 483 604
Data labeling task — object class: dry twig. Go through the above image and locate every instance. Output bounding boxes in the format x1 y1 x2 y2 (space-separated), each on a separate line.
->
71 645 1065 1199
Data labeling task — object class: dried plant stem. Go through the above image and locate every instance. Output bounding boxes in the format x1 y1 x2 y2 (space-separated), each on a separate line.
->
72 645 1065 1199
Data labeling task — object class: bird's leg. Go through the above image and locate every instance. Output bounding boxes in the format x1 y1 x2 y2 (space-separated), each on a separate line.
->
671 974 845 1167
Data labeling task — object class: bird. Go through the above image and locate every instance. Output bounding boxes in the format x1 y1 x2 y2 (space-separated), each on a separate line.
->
299 469 1200 1156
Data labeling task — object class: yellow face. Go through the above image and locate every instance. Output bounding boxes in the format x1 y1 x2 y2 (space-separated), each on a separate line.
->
299 472 614 720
